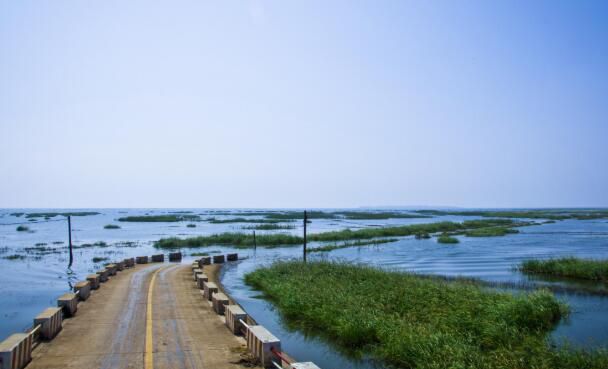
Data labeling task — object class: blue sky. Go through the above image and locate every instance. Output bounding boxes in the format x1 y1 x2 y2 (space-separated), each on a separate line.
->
1 1 607 208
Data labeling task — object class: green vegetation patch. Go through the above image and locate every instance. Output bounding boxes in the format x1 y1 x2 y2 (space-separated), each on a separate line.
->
118 215 201 222
309 238 398 252
335 211 430 220
465 226 519 237
25 212 100 219
186 224 197 228
207 217 290 224
16 225 29 232
521 257 608 282
154 219 528 249
245 261 608 369
242 224 296 230
3 254 26 260
92 256 110 263
437 234 460 244
104 224 121 229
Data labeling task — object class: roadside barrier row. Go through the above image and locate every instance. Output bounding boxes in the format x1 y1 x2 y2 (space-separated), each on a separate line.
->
0 252 183 369
191 256 321 369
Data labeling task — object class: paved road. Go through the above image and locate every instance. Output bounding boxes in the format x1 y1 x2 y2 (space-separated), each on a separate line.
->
29 264 246 369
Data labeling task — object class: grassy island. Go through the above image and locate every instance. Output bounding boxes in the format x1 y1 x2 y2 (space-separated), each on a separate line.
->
521 257 608 282
437 234 459 243
245 261 608 369
104 224 121 229
16 225 29 232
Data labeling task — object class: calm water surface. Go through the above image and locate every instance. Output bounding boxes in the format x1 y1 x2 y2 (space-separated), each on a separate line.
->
1 209 607 369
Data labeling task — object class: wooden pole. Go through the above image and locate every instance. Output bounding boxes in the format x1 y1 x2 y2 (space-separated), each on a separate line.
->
303 210 307 263
68 215 73 267
253 230 257 250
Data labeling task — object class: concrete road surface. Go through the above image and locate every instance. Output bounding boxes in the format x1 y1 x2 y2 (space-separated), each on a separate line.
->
28 263 247 369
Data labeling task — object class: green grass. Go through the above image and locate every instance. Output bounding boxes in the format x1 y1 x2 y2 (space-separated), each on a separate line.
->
308 238 398 252
3 254 26 260
154 219 529 249
25 212 100 219
206 217 290 224
414 232 431 239
521 257 608 282
335 211 430 220
190 250 221 256
186 224 197 228
118 215 201 222
104 224 121 229
245 261 608 369
465 226 519 237
242 224 296 230
92 256 110 263
437 234 459 244
16 225 29 232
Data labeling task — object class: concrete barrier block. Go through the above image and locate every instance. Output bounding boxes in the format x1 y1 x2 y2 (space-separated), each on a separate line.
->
291 363 321 369
191 261 199 271
124 258 135 268
34 307 62 340
74 281 91 301
115 261 125 271
213 255 225 264
192 268 203 281
105 264 117 276
0 332 33 369
246 325 281 368
203 281 218 301
86 274 100 290
200 257 211 266
196 273 209 289
96 269 109 282
227 253 238 261
212 292 230 315
136 256 148 264
151 254 164 263
57 293 78 317
169 252 182 262
225 305 247 335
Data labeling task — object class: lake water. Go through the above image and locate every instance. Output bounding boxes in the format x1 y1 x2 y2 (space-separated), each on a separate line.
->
1 208 607 369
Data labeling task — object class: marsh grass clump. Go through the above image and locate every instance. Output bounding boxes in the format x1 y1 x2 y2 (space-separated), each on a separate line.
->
336 211 431 220
309 238 398 252
92 256 109 263
207 217 290 224
25 212 99 219
437 234 460 244
118 215 201 222
186 224 196 228
104 224 121 229
414 232 431 239
3 254 26 260
244 261 608 369
465 226 519 237
521 257 608 282
16 225 29 232
242 224 296 230
154 219 530 249
155 232 301 249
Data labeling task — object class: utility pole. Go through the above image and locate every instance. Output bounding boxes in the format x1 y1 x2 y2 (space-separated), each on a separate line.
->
303 210 307 263
68 216 73 267
253 230 257 251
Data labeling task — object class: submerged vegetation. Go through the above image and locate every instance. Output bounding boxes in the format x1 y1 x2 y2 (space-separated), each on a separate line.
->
104 224 121 229
437 234 459 244
521 257 608 282
154 219 530 249
308 238 398 253
118 214 201 222
245 261 608 369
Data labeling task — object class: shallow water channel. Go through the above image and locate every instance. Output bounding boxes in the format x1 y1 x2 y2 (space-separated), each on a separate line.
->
1 209 607 369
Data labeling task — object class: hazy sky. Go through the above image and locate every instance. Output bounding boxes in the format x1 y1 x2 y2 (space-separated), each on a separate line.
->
1 1 607 208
